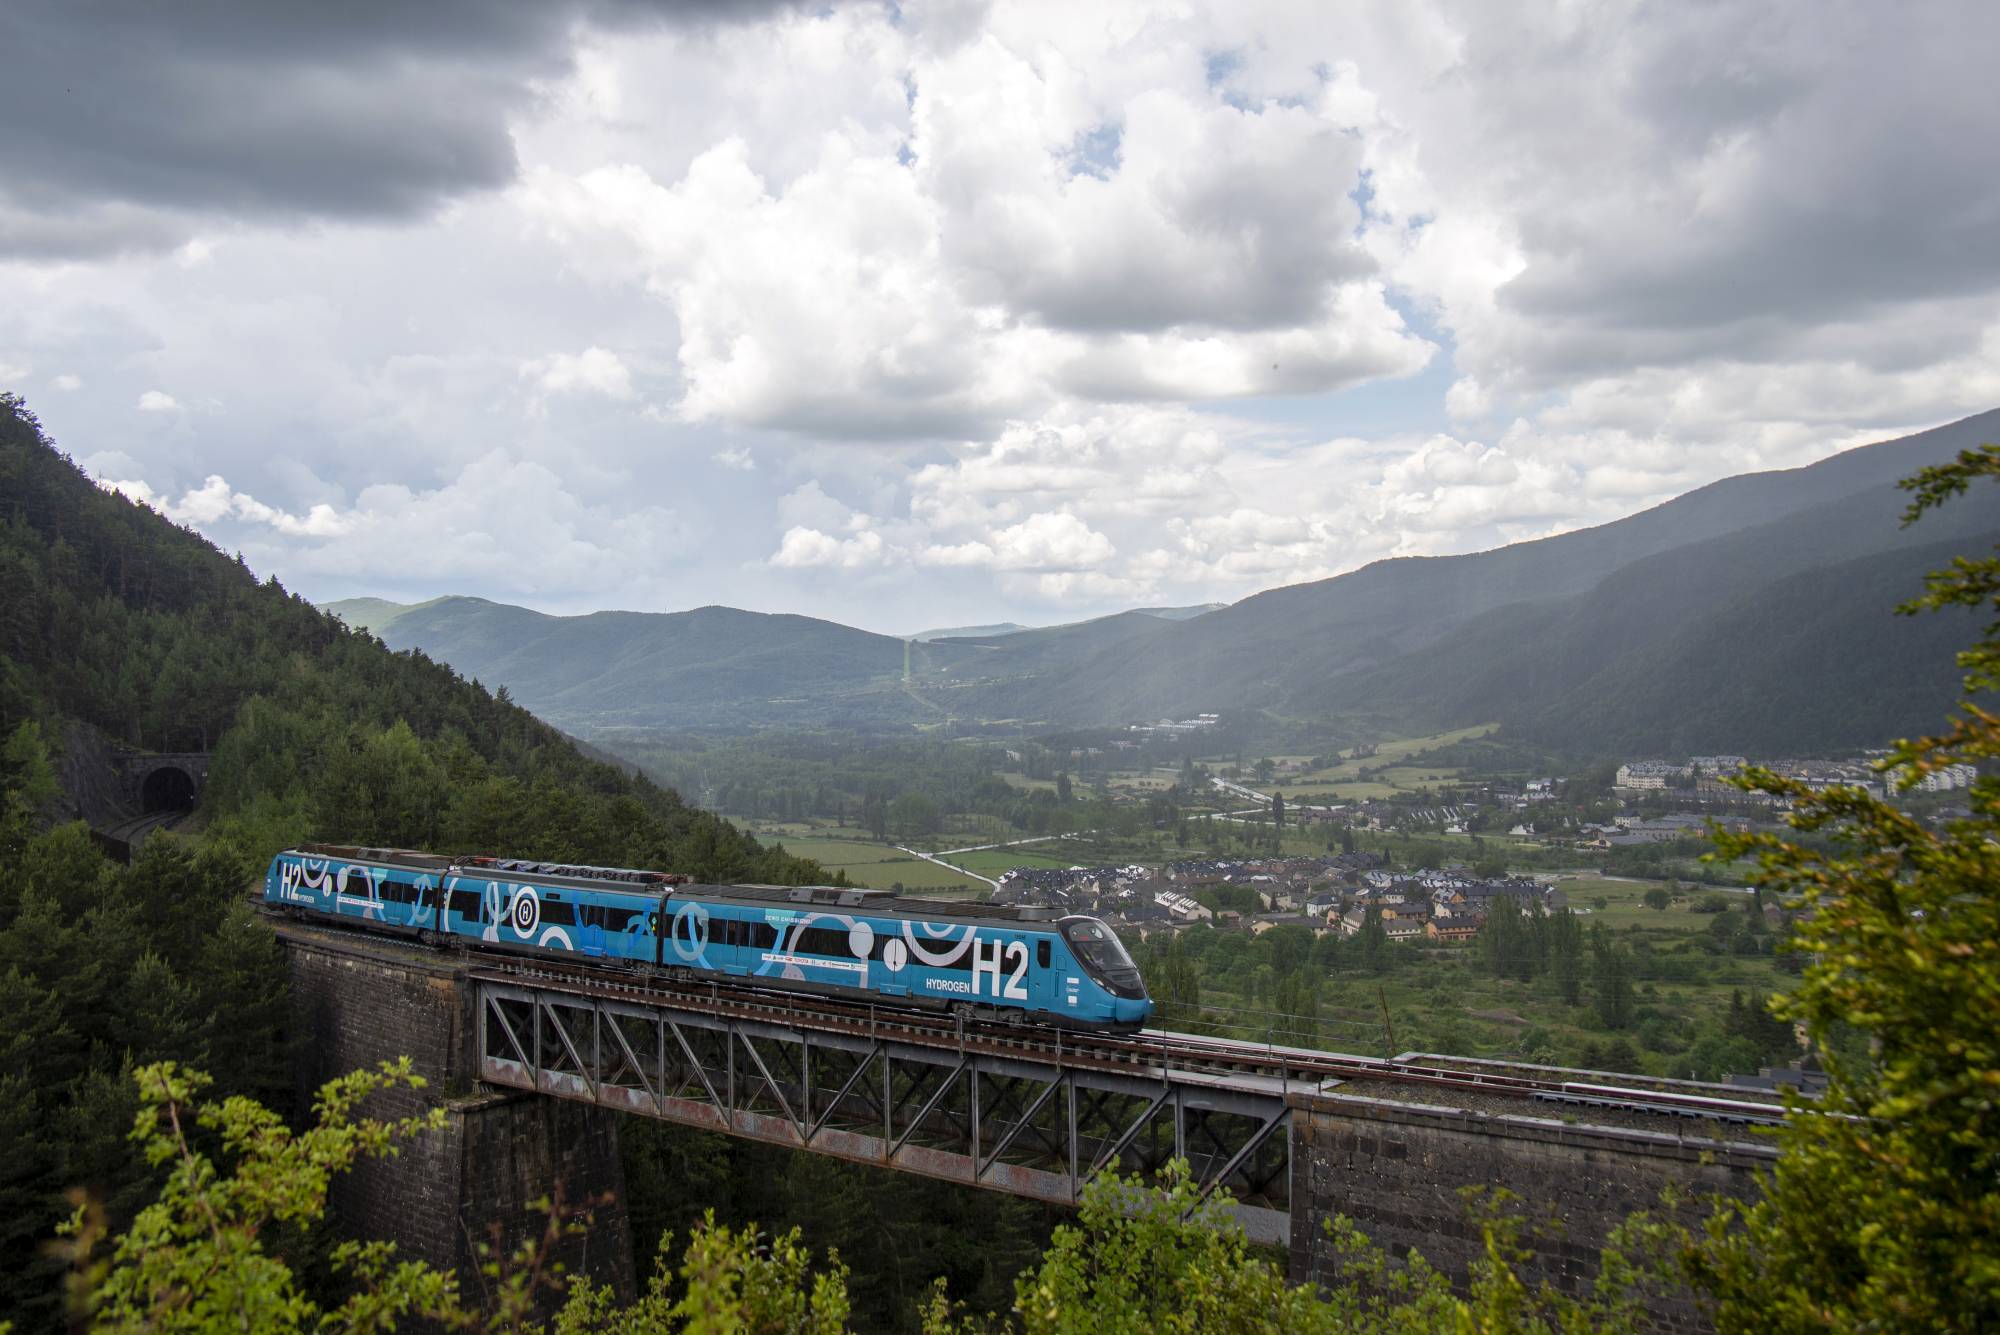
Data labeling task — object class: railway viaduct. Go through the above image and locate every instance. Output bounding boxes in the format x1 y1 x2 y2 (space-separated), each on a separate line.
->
281 920 1772 1326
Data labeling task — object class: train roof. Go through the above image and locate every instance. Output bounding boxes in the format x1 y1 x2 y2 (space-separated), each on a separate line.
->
289 845 681 891
689 882 1062 924
282 846 1061 924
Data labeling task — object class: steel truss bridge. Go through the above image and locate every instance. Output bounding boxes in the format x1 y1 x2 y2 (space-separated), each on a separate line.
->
471 961 1789 1246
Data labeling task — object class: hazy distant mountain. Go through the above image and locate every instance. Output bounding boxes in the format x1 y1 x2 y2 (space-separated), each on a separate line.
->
1129 603 1226 621
907 603 1222 643
335 597 989 731
908 409 2000 749
907 621 1030 642
324 595 446 636
340 411 2000 755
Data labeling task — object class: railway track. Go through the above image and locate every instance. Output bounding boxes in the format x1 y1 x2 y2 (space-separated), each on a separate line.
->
98 809 185 852
471 938 1794 1129
269 912 1795 1129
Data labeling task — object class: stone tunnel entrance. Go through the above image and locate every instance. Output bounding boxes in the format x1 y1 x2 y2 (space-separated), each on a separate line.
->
140 765 198 813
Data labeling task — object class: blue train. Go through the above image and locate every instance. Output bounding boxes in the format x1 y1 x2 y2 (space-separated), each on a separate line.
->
263 844 1153 1030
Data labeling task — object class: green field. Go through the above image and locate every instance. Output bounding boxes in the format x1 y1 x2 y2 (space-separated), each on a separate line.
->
944 845 1088 876
746 833 987 893
1231 726 1498 802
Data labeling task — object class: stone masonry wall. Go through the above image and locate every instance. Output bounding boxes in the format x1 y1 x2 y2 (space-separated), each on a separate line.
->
1288 1090 1772 1330
282 924 634 1307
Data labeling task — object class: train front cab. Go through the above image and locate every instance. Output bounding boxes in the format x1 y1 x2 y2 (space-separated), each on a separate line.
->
1059 915 1153 1027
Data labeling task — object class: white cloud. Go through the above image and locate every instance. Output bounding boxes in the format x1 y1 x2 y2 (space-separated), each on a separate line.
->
111 452 691 600
8 1 2000 630
521 346 635 401
987 512 1115 571
519 17 1438 440
917 49 1383 337
107 473 350 536
525 142 1035 439
0 361 28 382
769 524 886 569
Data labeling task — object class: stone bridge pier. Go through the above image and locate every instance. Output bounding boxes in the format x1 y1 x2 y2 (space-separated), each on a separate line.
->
1286 1089 1771 1330
281 924 636 1308
280 917 1766 1330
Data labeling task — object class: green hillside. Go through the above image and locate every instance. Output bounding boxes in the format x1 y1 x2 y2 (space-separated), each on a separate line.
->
322 410 2000 759
0 393 824 885
323 594 448 636
0 391 841 1328
921 410 2000 731
360 596 983 730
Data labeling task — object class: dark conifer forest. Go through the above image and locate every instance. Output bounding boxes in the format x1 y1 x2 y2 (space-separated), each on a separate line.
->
0 394 842 1329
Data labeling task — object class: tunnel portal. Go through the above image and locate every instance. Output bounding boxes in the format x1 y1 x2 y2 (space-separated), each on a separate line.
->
140 765 198 813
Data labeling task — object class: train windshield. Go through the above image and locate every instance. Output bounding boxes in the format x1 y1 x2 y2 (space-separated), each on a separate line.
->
1061 917 1146 998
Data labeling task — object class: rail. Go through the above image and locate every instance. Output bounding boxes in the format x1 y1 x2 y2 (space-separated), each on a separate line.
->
465 946 1793 1127
273 913 1795 1246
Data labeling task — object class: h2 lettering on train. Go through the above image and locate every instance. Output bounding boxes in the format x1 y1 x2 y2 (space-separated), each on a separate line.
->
276 857 312 903
922 934 1030 1000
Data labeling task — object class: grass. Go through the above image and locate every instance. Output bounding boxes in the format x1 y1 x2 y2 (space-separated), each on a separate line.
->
946 845 1089 875
1211 726 1500 803
748 834 987 893
1558 874 1760 929
1272 780 1401 801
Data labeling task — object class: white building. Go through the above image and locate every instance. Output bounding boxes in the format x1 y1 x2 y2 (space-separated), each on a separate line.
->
1915 762 1979 793
1153 890 1214 922
1616 761 1688 789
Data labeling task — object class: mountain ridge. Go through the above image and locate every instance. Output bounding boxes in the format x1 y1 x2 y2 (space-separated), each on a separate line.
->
333 409 2000 753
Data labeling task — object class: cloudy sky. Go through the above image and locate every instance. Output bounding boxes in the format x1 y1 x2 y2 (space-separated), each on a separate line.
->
4 1 1997 634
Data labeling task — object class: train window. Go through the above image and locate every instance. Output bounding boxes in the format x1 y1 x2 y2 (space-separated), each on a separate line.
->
719 917 772 949
792 926 850 957
1037 939 1050 968
578 903 639 932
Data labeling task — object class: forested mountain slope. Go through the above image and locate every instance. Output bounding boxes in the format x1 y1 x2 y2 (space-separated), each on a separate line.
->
335 596 983 730
0 391 832 1330
1327 530 1992 755
330 597 1228 732
0 393 821 884
928 410 2000 729
331 411 2000 759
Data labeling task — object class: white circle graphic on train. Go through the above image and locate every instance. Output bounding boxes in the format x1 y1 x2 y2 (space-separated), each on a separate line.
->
848 920 874 959
671 902 710 961
880 938 908 973
509 885 539 937
901 922 974 966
